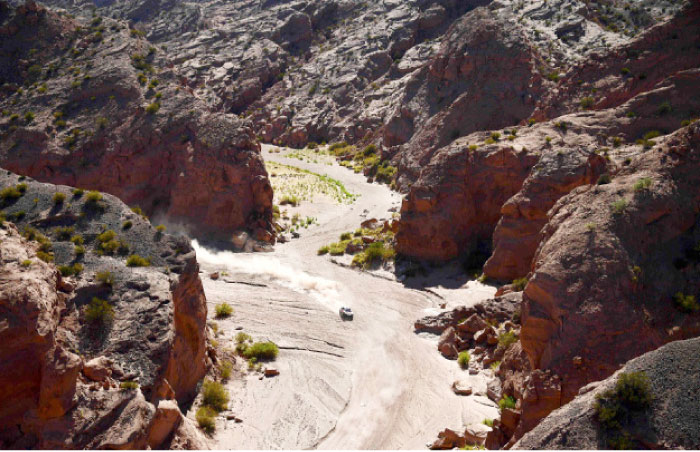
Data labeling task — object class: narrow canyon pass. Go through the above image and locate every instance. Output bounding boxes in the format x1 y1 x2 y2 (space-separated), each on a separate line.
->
0 0 698 450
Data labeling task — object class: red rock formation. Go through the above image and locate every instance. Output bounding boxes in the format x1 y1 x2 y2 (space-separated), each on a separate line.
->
500 122 700 446
0 172 210 448
0 3 274 243
397 143 538 261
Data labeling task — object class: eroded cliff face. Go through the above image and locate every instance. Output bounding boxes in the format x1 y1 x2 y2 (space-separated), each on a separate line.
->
0 1 274 244
0 172 209 448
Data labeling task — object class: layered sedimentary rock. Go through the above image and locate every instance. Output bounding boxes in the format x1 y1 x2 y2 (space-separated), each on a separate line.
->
0 171 209 448
492 122 700 446
0 2 273 242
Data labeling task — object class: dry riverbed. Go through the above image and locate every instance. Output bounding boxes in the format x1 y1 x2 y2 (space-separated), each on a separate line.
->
188 145 498 449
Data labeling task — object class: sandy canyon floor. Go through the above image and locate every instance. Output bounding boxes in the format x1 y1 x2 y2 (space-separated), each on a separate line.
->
190 145 498 449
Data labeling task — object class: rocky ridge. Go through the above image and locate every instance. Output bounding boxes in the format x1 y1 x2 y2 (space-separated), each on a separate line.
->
0 170 209 448
0 1 274 245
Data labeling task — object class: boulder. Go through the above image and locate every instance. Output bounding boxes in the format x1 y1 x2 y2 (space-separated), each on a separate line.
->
429 428 466 450
451 380 473 396
83 357 113 382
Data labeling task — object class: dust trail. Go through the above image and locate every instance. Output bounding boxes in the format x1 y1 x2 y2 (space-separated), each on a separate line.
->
192 240 345 311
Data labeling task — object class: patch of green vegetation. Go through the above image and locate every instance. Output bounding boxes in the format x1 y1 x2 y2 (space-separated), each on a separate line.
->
279 195 300 206
242 341 279 361
351 241 396 269
145 102 160 114
580 96 595 109
611 199 628 215
85 297 114 325
673 292 699 313
633 177 652 192
594 371 652 448
1 186 24 202
119 381 139 390
219 360 233 381
126 254 150 267
54 226 75 241
58 263 83 277
498 331 518 349
122 220 132 230
21 259 32 268
597 174 611 185
196 406 216 433
483 418 494 427
498 395 517 411
317 245 330 255
215 302 234 319
201 379 229 412
96 271 115 286
512 277 528 292
155 224 166 233
457 351 470 369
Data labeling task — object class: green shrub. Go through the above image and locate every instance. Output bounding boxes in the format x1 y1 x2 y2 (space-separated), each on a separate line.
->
21 259 32 267
351 241 395 269
54 226 75 240
633 177 652 192
498 395 517 411
490 132 501 141
85 190 102 204
120 381 139 390
236 332 252 344
201 379 229 412
215 302 234 318
317 245 329 255
656 101 671 116
457 351 470 369
328 241 348 256
96 271 115 286
0 186 23 201
580 96 595 109
155 224 166 233
74 245 85 256
85 297 114 325
512 277 528 291
196 406 216 433
597 174 611 185
279 195 299 206
58 264 83 277
242 341 279 361
122 220 133 230
611 199 628 215
483 418 494 427
219 360 233 381
145 102 160 114
595 371 652 433
126 254 150 267
498 331 518 349
71 188 84 198
37 251 54 263
673 292 699 313
340 232 352 240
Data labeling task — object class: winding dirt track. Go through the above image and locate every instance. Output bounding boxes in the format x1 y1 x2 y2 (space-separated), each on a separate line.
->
194 145 498 449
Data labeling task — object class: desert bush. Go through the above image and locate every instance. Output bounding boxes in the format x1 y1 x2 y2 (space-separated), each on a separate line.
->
37 251 54 263
219 360 233 381
242 341 279 361
279 195 299 206
155 224 166 233
317 245 329 255
498 395 517 411
85 190 102 204
196 406 216 433
54 226 75 240
58 263 83 277
120 381 139 390
597 174 611 185
483 419 494 427
611 199 628 215
0 186 23 201
498 331 518 349
74 245 85 256
96 271 115 286
595 371 652 432
122 220 132 230
457 351 470 369
215 302 234 319
633 177 652 192
340 232 352 241
580 96 595 109
673 292 699 313
201 379 229 412
126 254 150 267
145 102 160 114
85 297 114 325
512 277 528 292
70 234 84 245
328 241 348 256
